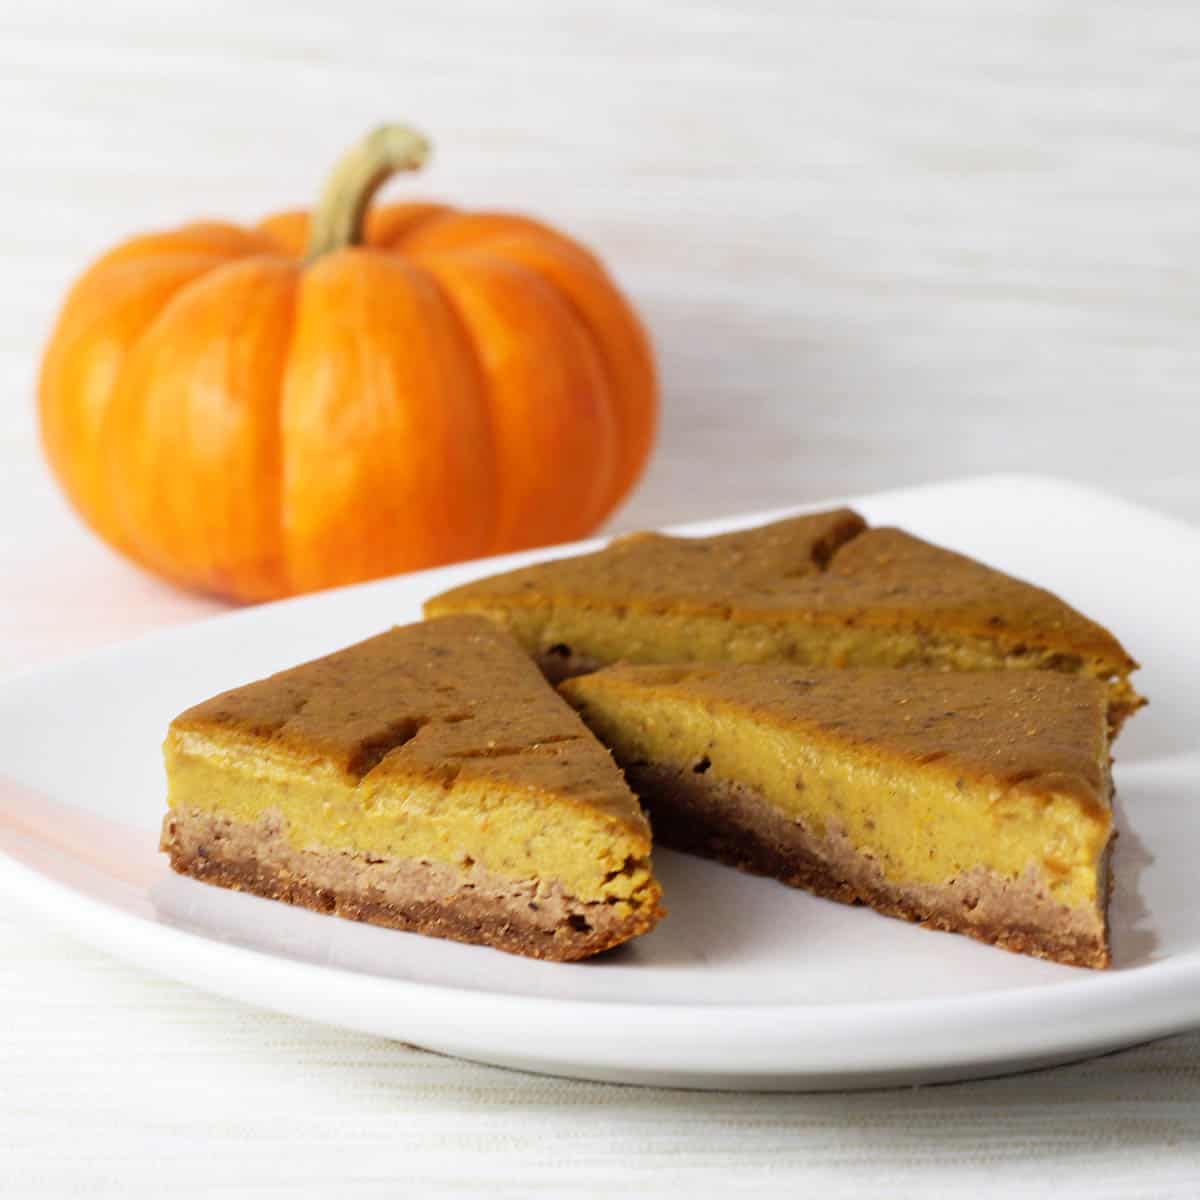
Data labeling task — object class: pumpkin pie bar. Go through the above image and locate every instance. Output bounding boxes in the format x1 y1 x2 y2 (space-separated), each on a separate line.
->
426 510 1143 731
562 664 1114 967
160 616 663 960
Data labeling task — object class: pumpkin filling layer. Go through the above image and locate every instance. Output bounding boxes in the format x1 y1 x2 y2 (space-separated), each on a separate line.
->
562 664 1113 967
160 615 663 961
165 730 655 906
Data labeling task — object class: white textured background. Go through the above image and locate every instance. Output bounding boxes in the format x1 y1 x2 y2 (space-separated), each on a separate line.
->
3 2 1200 1194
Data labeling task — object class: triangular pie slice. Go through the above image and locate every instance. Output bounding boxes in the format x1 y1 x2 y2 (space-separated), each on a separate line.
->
562 664 1114 967
161 615 664 960
426 510 1143 732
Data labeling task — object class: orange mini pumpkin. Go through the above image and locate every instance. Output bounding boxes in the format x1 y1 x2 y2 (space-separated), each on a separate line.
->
39 125 657 601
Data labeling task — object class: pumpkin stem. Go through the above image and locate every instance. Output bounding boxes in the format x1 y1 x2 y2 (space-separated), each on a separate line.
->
305 124 431 262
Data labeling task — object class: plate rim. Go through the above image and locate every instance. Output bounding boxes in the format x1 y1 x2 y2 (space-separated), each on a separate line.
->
4 832 1198 1086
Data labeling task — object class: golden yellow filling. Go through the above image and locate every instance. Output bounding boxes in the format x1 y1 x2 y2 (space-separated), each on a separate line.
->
448 601 1126 692
164 729 655 907
563 687 1111 908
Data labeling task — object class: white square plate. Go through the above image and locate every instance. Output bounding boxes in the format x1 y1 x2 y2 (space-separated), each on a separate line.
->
0 475 1192 1090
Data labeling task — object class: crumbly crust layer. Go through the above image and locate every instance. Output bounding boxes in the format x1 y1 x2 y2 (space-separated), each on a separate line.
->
162 808 662 962
626 764 1110 968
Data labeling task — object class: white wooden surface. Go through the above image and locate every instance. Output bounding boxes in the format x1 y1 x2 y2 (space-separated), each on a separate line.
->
3 2 1200 1194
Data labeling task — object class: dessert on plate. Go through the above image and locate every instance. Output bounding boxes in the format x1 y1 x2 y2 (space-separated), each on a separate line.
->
562 663 1114 967
426 509 1143 731
161 615 664 960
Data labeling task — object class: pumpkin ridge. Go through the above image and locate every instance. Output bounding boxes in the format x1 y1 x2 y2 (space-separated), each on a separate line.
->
102 254 299 597
251 258 302 600
368 203 456 249
400 211 586 259
477 236 638 514
40 252 242 550
95 264 217 572
213 252 302 599
279 250 498 591
456 231 656 520
255 210 309 257
398 256 503 555
271 272 305 598
91 222 276 272
420 246 618 551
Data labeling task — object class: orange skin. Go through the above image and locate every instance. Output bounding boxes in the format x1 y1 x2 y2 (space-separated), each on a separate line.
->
39 202 657 601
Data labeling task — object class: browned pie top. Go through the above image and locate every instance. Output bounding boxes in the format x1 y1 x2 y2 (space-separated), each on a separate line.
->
564 664 1111 810
428 509 1135 670
432 508 865 609
171 615 648 835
